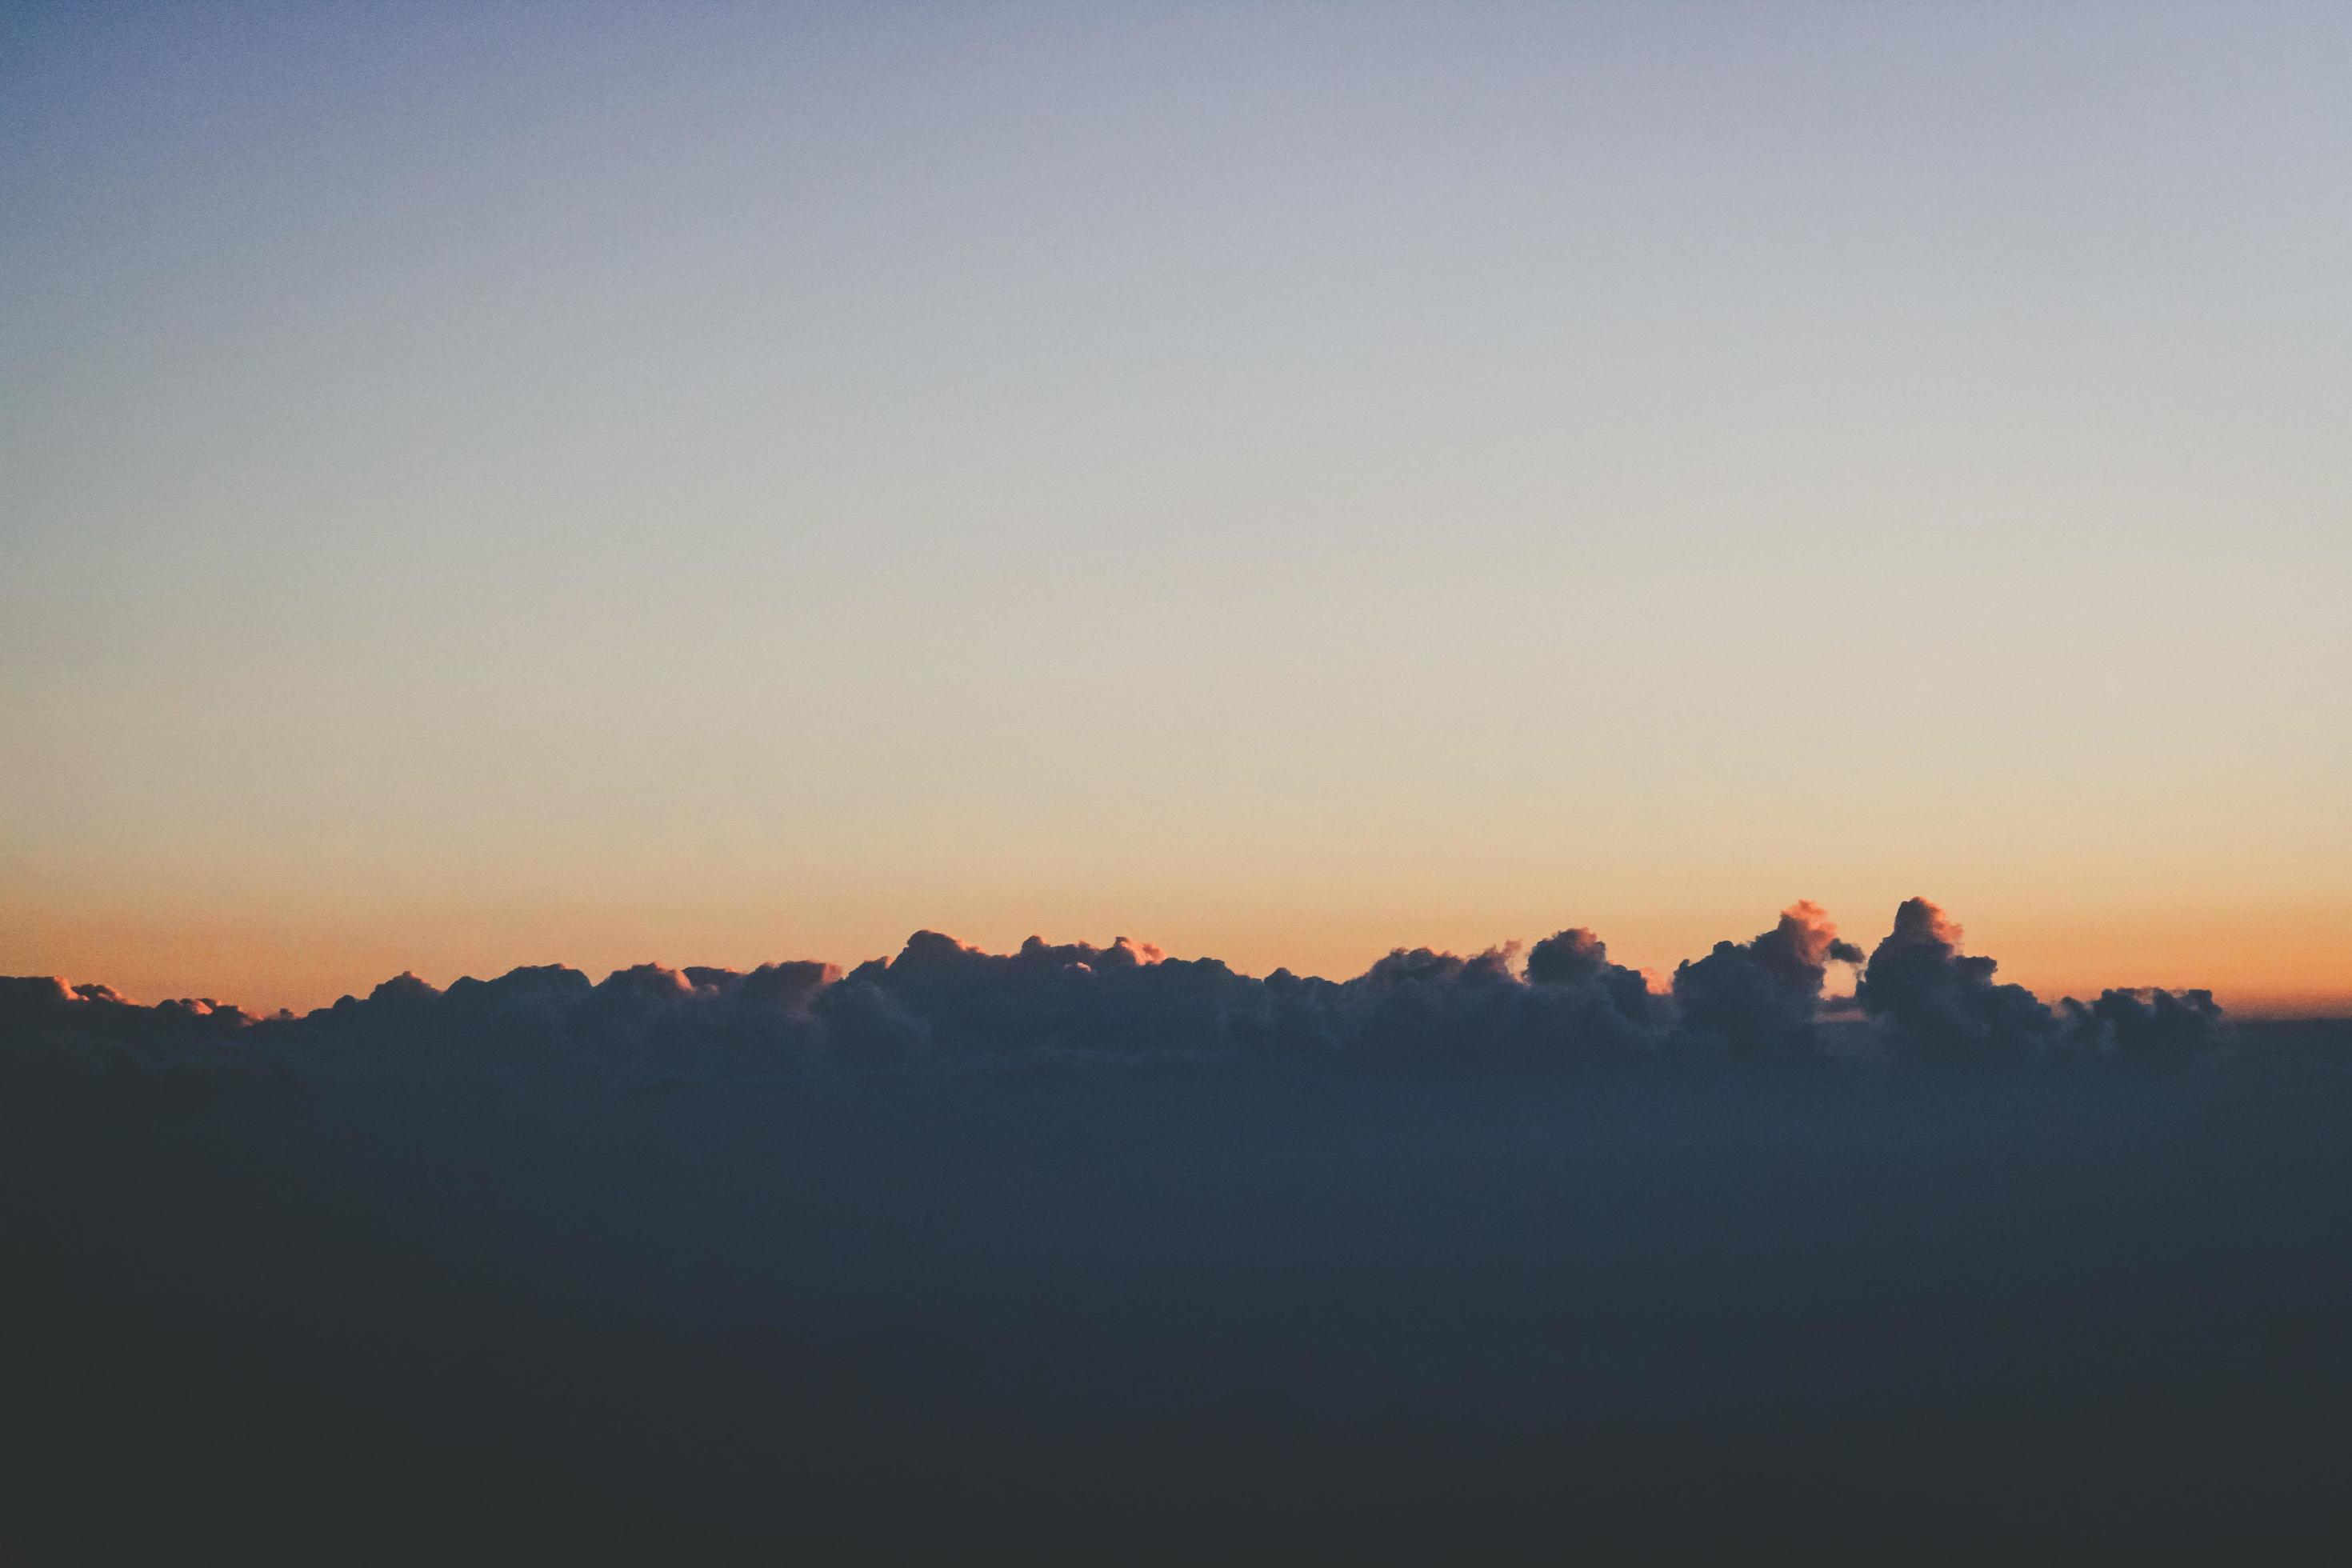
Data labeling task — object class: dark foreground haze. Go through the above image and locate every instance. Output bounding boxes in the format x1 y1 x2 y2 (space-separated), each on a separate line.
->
5 907 2349 1561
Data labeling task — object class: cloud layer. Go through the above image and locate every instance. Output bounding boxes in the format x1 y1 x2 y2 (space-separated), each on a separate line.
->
0 906 2336 1561
0 899 2243 1090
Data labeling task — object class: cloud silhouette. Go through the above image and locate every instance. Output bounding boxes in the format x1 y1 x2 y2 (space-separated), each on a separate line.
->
1526 926 1663 1027
0 898 2279 1090
1857 898 2059 1056
2065 986 2230 1059
1670 902 1862 1059
0 974 278 1099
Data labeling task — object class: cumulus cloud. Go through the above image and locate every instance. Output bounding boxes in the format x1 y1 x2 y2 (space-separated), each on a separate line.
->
1857 898 2058 1056
1670 902 1862 1059
0 974 278 1099
0 899 2267 1087
1526 927 1663 1027
2065 986 2230 1059
1320 929 1666 1063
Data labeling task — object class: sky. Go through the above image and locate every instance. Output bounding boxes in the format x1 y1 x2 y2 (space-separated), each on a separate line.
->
2 2 2346 1014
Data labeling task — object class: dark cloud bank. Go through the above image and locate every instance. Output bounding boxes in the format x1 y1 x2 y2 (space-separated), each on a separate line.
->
0 898 2242 1091
6 900 2350 1562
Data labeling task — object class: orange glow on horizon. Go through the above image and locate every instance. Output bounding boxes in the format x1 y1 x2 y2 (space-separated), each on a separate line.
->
9 896 2346 1021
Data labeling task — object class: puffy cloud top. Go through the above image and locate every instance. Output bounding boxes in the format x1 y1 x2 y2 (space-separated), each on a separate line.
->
1 900 2248 1089
1670 902 1862 1059
1858 898 2058 1055
2066 986 2228 1059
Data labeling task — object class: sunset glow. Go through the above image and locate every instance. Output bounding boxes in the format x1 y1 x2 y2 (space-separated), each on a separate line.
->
3 4 2346 1013
8 9 2352 1559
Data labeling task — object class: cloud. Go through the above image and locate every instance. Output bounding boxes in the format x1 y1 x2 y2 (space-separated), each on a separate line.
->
1856 898 2059 1056
1526 927 1664 1028
1670 902 1861 1059
1 899 2263 1086
2064 986 2230 1059
0 974 278 1100
1344 945 1549 1062
0 974 258 1042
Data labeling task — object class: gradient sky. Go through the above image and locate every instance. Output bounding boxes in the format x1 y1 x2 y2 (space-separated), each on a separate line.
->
4 2 2347 1014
